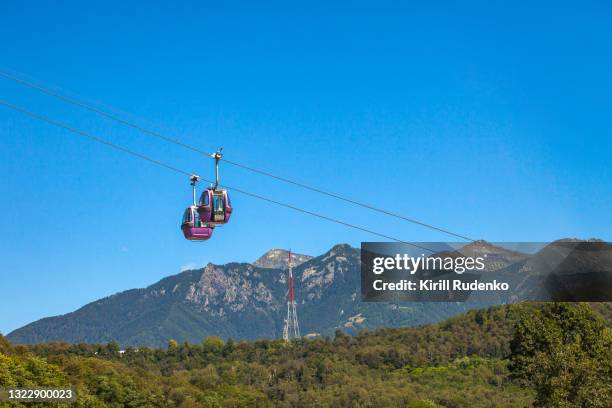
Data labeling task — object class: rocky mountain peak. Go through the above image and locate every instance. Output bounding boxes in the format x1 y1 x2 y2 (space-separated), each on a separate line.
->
253 248 312 269
330 243 354 253
462 240 506 253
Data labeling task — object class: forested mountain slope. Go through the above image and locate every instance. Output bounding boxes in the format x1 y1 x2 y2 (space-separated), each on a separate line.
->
3 303 611 407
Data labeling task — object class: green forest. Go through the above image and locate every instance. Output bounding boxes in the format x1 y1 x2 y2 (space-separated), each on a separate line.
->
1 302 611 408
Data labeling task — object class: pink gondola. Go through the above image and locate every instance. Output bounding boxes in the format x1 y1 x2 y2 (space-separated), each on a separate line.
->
181 205 213 241
198 188 232 225
181 175 214 241
197 150 232 225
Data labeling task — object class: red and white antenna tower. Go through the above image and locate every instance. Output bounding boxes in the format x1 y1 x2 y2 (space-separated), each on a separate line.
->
283 250 300 341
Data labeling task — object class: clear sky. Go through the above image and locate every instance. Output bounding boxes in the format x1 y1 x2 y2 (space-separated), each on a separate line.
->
1 1 610 334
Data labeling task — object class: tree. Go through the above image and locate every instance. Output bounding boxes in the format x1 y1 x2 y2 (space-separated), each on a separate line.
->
510 303 612 407
0 335 11 354
222 338 235 357
202 336 224 355
106 341 120 355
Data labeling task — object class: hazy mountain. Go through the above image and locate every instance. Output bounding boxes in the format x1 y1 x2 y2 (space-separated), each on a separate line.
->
438 240 530 272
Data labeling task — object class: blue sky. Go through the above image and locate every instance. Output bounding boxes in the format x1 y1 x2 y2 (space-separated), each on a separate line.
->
0 1 610 334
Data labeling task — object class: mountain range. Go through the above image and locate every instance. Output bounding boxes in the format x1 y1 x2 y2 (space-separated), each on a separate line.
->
7 240 609 347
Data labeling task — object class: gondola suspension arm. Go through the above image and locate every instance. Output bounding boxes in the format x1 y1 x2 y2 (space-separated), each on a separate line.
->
190 175 200 206
212 148 223 190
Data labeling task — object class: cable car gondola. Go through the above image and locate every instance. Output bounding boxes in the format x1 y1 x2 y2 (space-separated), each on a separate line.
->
198 149 232 225
181 175 214 241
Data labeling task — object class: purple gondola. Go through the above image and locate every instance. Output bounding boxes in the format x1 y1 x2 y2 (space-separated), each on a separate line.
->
197 149 233 225
198 188 232 225
181 205 213 241
181 175 214 242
